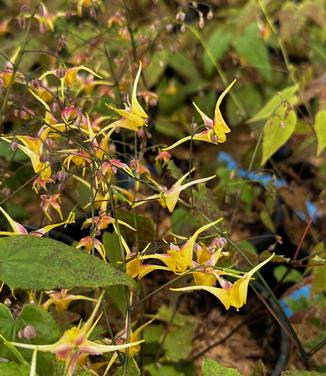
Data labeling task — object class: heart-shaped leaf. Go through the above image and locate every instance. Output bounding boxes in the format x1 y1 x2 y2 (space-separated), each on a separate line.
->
0 236 135 290
261 103 297 165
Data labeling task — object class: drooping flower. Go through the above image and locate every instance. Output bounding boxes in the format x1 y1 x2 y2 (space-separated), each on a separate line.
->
2 136 52 182
0 206 74 237
40 193 63 222
76 236 107 261
98 63 148 135
191 237 227 286
9 292 143 376
135 170 216 213
142 218 223 274
42 289 97 312
34 3 56 33
171 253 274 310
163 80 236 150
81 213 135 233
126 253 170 280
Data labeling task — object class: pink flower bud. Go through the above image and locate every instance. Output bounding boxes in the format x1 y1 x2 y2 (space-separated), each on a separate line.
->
11 141 18 151
18 325 36 340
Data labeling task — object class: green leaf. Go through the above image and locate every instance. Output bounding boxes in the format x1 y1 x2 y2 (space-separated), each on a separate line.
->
226 85 263 126
168 52 200 81
163 325 194 362
314 110 326 156
261 104 297 165
0 362 31 376
202 358 242 376
0 304 18 358
248 86 298 123
0 304 17 341
113 358 140 376
233 23 271 82
144 50 169 87
18 304 61 344
172 208 197 235
273 265 302 283
260 209 276 233
0 236 135 290
0 141 28 162
202 27 232 76
144 364 187 376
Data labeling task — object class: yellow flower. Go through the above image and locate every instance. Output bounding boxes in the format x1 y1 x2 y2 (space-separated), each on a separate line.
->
143 218 223 274
163 79 236 150
135 170 216 213
42 289 97 312
9 292 143 376
171 253 274 310
126 253 170 280
2 136 52 181
99 63 148 135
0 206 73 237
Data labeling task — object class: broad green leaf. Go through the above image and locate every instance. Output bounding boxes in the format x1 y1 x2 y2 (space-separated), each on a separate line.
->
0 362 30 376
0 141 28 162
168 52 200 81
0 236 135 290
202 358 242 376
172 208 197 235
113 358 140 376
18 304 61 344
260 209 276 233
273 265 302 283
202 27 232 76
103 232 123 268
0 304 17 341
261 104 297 165
314 110 326 155
238 240 257 255
0 304 18 358
163 325 194 362
233 23 271 82
226 85 263 126
144 364 189 376
144 50 169 87
249 86 298 123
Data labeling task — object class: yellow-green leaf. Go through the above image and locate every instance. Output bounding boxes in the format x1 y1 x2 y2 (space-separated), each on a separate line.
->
314 110 326 156
261 104 297 165
248 86 298 123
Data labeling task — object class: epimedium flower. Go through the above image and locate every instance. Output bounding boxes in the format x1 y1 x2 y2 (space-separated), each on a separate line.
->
191 237 228 286
0 206 74 237
42 289 97 312
135 170 216 213
76 236 107 261
126 252 170 280
9 292 143 376
163 79 236 151
40 193 63 222
142 218 223 275
171 253 274 310
81 213 135 233
102 318 155 374
2 136 52 182
98 63 148 135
